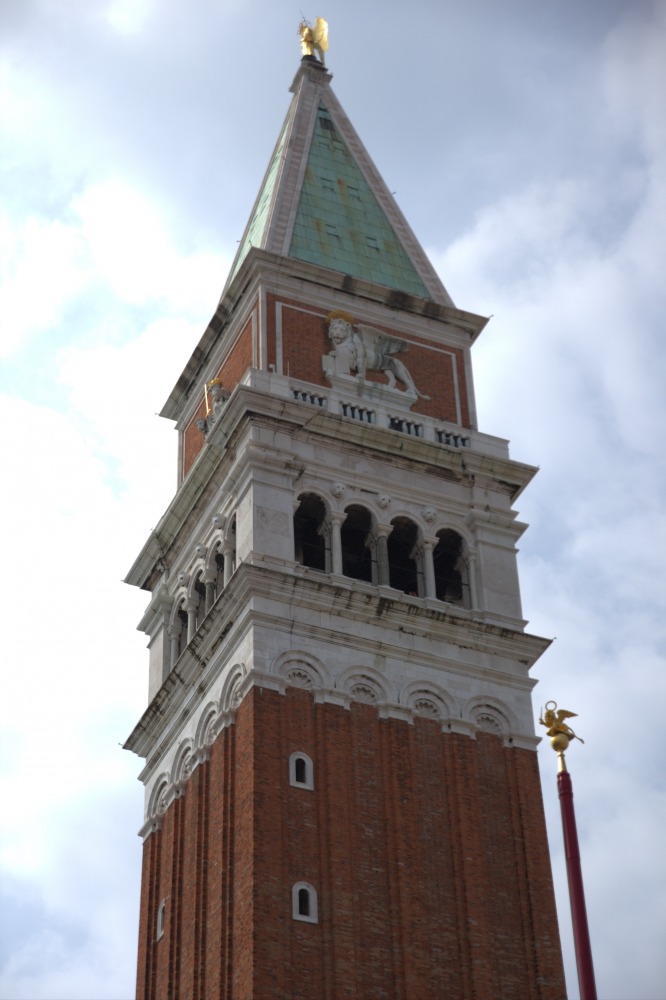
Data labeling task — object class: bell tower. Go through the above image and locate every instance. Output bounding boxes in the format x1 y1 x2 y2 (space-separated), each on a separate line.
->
125 50 566 1000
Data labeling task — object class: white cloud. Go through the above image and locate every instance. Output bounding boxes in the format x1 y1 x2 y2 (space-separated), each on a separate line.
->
0 212 88 356
73 179 229 310
0 177 229 356
104 0 155 36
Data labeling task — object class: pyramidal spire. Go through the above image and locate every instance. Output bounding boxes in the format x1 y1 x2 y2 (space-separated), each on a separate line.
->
223 58 453 306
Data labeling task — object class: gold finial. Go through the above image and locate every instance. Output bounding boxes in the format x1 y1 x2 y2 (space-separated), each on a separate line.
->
539 701 585 770
298 17 329 65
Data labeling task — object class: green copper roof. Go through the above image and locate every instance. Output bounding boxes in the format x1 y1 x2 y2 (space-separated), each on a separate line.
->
226 119 289 288
288 105 429 297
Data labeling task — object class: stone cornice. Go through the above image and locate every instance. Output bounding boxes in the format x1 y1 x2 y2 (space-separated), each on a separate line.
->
124 562 550 766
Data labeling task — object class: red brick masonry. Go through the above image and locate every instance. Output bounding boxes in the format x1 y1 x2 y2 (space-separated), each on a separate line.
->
136 686 565 1000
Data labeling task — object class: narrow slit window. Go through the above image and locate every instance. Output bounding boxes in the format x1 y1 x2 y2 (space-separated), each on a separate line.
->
156 899 166 940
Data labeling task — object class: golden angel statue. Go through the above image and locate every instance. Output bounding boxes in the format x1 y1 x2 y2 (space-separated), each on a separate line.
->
299 17 329 65
539 701 585 743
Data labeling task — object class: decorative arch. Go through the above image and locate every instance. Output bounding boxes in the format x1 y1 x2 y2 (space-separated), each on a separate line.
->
148 774 170 821
337 665 395 706
187 567 207 631
204 534 222 578
168 591 188 627
219 662 248 717
206 514 237 597
186 560 205 597
195 701 220 751
463 695 519 737
271 651 330 692
171 739 194 788
400 680 457 722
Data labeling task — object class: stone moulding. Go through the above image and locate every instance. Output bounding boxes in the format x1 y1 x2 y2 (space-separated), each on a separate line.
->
136 654 538 839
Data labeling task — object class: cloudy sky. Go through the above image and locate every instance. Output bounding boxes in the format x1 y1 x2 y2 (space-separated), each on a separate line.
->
1 1 664 997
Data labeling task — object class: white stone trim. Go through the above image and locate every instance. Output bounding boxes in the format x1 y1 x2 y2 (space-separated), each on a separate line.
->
156 899 166 941
289 751 314 790
271 650 330 691
292 882 318 923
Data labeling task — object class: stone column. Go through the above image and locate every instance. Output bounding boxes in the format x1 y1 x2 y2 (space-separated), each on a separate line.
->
204 573 216 614
169 617 183 669
186 597 199 643
422 539 436 598
375 526 391 587
329 514 345 575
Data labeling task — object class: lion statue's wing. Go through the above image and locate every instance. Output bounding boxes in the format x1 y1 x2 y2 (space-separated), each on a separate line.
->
357 325 407 358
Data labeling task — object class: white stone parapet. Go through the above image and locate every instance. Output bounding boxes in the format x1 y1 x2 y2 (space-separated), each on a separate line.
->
241 368 510 460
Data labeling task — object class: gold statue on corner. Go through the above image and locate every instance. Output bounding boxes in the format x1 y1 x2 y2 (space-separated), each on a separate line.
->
299 17 329 65
539 701 585 744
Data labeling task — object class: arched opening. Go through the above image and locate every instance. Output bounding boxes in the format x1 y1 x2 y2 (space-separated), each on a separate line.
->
292 882 318 923
340 505 373 582
171 603 188 664
387 517 420 595
298 888 310 917
433 529 469 606
289 751 314 789
215 547 225 599
294 493 328 571
193 573 206 630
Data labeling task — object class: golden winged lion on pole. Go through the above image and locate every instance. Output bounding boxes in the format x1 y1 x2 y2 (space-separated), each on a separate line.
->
539 701 585 744
299 17 329 65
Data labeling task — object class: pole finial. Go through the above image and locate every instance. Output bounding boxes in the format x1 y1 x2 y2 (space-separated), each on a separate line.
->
539 700 585 769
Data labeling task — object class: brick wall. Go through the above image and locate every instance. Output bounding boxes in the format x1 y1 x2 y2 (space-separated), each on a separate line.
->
180 295 471 484
182 314 256 479
267 293 471 427
135 686 565 999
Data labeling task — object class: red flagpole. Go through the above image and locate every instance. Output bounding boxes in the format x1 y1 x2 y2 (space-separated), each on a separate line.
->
557 755 597 1000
